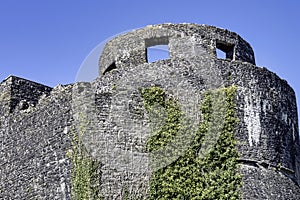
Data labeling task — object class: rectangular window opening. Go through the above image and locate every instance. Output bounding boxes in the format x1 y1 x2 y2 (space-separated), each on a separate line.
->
145 37 170 63
216 48 226 59
216 41 234 60
146 45 170 63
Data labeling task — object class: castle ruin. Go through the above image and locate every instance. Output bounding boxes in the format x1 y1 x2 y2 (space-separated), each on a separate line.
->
0 23 299 199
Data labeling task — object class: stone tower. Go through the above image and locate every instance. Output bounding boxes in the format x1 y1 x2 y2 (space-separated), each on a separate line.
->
0 23 299 199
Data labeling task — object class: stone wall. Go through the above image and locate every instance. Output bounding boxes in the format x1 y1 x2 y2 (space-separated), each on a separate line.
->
99 23 255 75
217 60 300 199
0 23 299 199
96 23 300 199
0 79 73 199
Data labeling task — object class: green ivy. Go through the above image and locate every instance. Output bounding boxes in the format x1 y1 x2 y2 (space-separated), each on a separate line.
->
141 86 183 152
141 85 241 200
68 115 102 200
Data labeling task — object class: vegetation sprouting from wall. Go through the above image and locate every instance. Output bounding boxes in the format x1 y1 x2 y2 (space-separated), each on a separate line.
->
67 116 102 200
141 85 241 199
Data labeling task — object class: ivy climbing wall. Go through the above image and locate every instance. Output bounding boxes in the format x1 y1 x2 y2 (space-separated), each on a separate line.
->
142 86 241 199
0 23 300 199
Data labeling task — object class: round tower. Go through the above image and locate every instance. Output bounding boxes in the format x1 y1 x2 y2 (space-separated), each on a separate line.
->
91 23 300 199
99 23 255 75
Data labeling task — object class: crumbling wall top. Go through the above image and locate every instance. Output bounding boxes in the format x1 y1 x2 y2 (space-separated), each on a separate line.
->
0 75 52 114
99 23 255 75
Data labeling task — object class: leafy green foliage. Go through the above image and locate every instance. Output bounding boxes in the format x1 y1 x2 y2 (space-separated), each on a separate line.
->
142 86 241 200
141 86 183 152
68 116 102 200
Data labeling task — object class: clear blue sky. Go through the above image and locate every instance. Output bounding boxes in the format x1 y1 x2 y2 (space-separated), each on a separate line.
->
0 0 299 118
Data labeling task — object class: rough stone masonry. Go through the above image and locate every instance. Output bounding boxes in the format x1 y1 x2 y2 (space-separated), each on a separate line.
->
0 23 299 199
